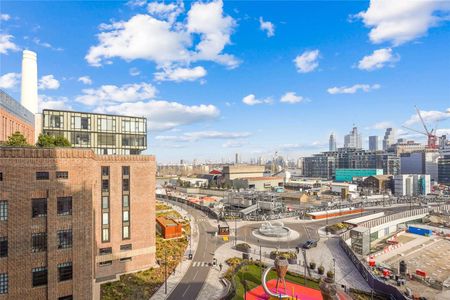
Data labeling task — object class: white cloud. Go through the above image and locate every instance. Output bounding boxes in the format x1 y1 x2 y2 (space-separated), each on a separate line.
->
242 94 272 106
259 17 275 37
280 92 303 104
86 0 238 74
78 76 92 85
38 95 72 111
356 1 450 46
223 140 248 148
154 66 207 82
129 67 141 76
404 108 450 126
369 121 393 130
127 0 147 7
156 130 251 142
38 75 60 90
293 49 320 73
357 48 399 71
75 82 157 106
1 14 10 21
327 83 381 94
98 100 220 131
0 72 20 89
0 34 19 54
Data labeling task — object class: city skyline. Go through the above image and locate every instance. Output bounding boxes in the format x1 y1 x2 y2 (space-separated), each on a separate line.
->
1 1 450 163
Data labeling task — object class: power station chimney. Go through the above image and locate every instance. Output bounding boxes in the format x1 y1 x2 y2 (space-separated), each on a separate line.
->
21 50 38 114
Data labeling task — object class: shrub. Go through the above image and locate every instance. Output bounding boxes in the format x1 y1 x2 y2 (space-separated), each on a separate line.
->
235 243 251 253
318 265 325 275
309 262 316 270
327 270 335 279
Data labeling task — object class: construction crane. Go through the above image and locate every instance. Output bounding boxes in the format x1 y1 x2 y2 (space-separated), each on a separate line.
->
402 106 439 149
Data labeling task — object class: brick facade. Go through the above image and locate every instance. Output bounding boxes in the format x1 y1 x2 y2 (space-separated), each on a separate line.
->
0 148 156 299
0 108 35 145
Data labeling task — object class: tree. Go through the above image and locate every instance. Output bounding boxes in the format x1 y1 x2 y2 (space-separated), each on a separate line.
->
36 134 71 148
5 131 30 147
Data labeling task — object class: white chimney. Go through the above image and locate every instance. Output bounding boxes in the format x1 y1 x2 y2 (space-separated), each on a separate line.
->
21 50 38 114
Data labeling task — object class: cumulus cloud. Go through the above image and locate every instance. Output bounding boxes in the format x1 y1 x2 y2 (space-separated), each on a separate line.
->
86 0 238 79
223 140 248 148
280 92 303 104
293 49 320 73
404 108 450 126
75 82 157 106
368 121 394 130
0 72 20 89
78 76 92 85
356 0 450 46
242 94 272 106
259 17 275 37
98 100 220 131
38 75 60 90
38 95 72 111
33 38 63 51
1 14 10 21
327 83 381 94
156 130 251 142
0 34 19 54
154 66 207 82
358 48 399 71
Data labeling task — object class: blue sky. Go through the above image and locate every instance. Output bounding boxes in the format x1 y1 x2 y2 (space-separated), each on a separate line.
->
1 0 450 163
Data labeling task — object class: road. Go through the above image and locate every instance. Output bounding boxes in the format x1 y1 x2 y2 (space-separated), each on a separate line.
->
165 200 225 300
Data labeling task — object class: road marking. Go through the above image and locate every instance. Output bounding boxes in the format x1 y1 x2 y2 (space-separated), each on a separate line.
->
182 285 191 297
192 261 211 267
192 270 199 280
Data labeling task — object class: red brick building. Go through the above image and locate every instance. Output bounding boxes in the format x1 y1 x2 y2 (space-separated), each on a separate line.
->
156 216 183 239
0 147 156 299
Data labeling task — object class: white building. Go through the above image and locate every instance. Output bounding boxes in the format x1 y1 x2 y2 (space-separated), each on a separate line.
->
383 128 396 151
344 127 362 149
329 132 337 151
394 174 430 196
400 151 440 183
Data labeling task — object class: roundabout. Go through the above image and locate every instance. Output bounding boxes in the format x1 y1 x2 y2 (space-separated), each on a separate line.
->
251 221 300 242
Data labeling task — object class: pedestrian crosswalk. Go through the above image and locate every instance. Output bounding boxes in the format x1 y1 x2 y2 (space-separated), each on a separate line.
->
192 261 212 267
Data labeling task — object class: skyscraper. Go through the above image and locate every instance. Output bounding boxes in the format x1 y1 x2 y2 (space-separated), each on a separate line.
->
235 153 240 164
329 132 336 151
383 128 396 150
369 136 379 151
344 126 362 149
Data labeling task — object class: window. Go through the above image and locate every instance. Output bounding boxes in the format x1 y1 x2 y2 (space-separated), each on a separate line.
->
71 132 90 146
0 201 7 221
0 273 7 294
36 172 49 180
32 233 47 252
123 225 129 239
98 134 115 146
32 267 47 287
72 116 89 130
122 195 129 208
57 197 72 216
123 211 129 222
58 262 72 281
102 229 109 242
120 244 132 251
102 180 109 192
56 171 68 179
50 115 63 128
98 118 115 131
0 237 7 258
122 166 130 176
102 196 109 209
99 260 112 266
57 230 72 249
122 179 129 192
120 257 132 262
0 173 2 181
99 247 112 255
32 198 47 218
101 166 109 176
58 296 73 300
102 213 109 225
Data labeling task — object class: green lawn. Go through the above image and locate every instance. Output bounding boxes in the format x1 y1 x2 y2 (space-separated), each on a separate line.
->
232 264 320 300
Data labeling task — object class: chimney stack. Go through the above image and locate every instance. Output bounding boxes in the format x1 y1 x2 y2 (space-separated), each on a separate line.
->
21 50 38 114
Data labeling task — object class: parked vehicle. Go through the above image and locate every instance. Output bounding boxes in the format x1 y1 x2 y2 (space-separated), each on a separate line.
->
302 240 318 249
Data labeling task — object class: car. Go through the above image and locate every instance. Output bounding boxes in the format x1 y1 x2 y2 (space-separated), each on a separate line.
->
302 240 318 249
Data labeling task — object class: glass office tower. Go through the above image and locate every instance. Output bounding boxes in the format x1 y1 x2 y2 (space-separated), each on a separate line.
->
42 109 147 155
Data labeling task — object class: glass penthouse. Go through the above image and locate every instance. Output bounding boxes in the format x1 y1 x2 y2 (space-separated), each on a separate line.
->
42 109 147 155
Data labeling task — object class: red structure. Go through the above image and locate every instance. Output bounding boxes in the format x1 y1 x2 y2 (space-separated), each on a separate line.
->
246 279 323 300
156 216 183 239
307 208 364 220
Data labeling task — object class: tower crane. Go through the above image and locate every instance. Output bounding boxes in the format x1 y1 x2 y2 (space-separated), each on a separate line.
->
402 106 439 149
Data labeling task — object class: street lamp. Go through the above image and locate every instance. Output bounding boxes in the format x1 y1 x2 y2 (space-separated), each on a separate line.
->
333 258 336 283
164 249 168 294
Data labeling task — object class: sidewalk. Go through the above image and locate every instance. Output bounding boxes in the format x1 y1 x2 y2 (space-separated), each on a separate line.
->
150 203 200 300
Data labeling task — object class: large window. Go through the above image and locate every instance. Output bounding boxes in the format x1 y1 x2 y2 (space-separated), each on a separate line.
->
56 171 69 179
101 166 109 176
71 116 90 130
122 178 130 192
36 172 49 180
122 135 145 147
57 197 72 216
98 118 115 132
58 262 72 282
32 198 47 218
0 201 8 221
102 179 109 192
122 166 130 240
58 296 73 300
49 115 63 128
101 167 110 243
57 230 72 249
99 247 112 255
32 267 47 287
0 237 7 257
71 132 90 146
98 134 115 146
32 233 47 252
0 273 7 294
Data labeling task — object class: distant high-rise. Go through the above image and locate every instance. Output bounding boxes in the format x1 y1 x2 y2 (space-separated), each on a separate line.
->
329 132 336 151
383 128 396 150
235 153 240 164
344 126 362 149
369 136 379 151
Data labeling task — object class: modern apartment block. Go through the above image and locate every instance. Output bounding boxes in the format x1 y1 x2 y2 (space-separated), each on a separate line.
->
368 136 379 151
0 90 35 144
0 147 156 299
42 109 147 155
394 174 431 196
344 126 362 149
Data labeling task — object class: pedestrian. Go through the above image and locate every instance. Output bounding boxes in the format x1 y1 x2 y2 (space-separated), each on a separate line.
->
219 263 223 272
